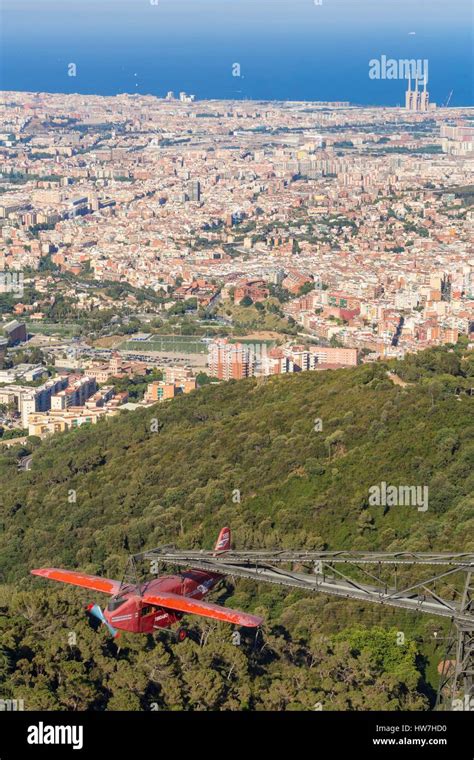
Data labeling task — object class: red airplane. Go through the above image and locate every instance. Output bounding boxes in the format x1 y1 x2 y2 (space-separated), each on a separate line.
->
31 527 262 640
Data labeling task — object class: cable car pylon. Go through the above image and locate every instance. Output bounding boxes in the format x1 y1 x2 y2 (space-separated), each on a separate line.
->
135 547 474 710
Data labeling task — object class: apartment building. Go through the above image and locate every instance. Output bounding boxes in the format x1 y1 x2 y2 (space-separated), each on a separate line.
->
163 366 195 384
309 346 358 366
145 376 196 403
260 348 293 375
28 407 109 438
0 364 46 384
3 319 27 346
258 344 358 376
50 376 97 411
208 339 256 380
20 376 69 427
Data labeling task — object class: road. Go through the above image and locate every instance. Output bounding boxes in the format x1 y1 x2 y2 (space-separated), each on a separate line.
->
18 455 32 472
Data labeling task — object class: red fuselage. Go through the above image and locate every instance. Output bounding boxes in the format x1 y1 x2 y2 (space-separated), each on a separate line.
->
104 570 221 633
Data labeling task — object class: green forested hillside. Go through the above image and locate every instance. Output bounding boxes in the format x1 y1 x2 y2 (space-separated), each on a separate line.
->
0 347 473 710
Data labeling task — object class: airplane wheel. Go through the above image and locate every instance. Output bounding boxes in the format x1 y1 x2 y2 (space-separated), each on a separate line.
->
177 628 187 642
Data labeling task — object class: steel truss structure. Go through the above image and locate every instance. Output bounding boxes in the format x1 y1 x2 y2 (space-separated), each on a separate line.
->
126 547 473 710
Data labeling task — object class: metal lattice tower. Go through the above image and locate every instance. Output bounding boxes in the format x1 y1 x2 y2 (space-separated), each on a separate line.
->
436 571 474 710
130 546 473 710
119 555 142 596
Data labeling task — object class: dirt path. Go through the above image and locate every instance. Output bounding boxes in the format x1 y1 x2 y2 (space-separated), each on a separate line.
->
386 371 412 387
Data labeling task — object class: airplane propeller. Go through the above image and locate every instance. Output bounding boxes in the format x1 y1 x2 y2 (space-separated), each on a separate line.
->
87 603 120 638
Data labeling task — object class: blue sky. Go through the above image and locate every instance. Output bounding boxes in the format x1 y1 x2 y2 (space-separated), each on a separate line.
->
3 0 473 34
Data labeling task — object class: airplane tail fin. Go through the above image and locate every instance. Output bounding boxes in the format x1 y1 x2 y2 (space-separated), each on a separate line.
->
214 527 231 554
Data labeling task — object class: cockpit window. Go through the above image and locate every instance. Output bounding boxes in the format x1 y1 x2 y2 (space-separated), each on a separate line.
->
107 597 127 612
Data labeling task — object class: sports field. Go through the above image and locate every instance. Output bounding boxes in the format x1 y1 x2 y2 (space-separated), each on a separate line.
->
119 335 208 354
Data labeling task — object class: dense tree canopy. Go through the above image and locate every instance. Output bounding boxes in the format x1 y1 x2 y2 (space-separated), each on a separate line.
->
0 347 472 710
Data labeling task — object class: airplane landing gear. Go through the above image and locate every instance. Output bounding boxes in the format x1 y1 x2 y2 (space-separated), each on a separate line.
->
177 627 188 642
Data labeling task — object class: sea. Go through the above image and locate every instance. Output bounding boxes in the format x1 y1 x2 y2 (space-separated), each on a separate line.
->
0 1 473 106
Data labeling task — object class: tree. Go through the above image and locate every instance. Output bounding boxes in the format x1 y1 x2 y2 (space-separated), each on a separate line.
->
298 281 315 296
325 430 344 460
0 347 470 711
196 372 212 386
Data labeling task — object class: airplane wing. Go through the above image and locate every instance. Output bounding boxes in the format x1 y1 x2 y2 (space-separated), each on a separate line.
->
143 591 263 628
31 568 121 596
